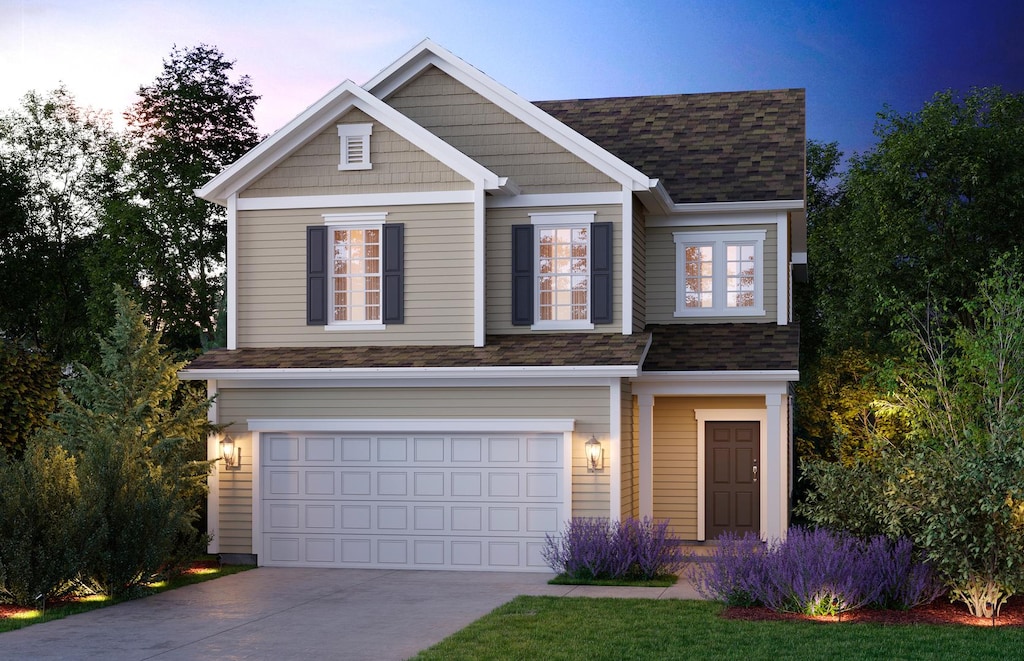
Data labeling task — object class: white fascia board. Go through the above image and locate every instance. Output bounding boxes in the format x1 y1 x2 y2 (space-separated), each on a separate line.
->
177 376 622 389
486 191 623 209
236 190 474 211
179 364 640 382
631 370 799 397
196 80 503 205
635 370 799 382
247 417 576 433
669 199 805 215
366 40 656 193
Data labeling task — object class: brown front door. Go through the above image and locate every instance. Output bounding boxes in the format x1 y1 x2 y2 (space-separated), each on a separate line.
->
705 421 760 539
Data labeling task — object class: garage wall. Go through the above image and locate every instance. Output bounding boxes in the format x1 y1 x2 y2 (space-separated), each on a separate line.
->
214 384 613 555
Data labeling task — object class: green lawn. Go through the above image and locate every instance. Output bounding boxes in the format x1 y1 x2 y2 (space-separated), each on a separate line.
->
414 597 1024 661
0 560 254 634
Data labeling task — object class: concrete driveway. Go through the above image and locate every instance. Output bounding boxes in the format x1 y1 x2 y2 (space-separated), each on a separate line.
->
0 567 702 660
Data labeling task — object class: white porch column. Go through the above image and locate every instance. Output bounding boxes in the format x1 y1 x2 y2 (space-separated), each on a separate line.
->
638 393 654 518
765 392 786 541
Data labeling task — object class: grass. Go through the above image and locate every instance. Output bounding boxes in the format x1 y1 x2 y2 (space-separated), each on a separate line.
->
413 596 1024 660
0 558 254 634
548 573 677 587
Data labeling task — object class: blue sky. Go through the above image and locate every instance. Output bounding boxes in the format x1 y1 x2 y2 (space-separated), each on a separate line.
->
1 0 1021 163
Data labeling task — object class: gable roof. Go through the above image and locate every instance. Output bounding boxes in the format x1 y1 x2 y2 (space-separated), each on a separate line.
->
536 90 806 204
196 79 510 206
366 39 656 194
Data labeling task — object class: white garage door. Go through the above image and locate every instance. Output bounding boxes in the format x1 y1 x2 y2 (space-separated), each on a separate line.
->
259 432 565 571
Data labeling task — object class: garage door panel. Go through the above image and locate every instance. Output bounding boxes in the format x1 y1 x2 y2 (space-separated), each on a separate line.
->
260 431 564 570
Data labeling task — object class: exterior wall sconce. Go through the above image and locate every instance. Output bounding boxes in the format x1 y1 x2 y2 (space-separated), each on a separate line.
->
585 435 604 472
220 435 241 470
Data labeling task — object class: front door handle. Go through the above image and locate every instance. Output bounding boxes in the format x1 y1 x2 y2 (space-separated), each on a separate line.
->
752 462 758 483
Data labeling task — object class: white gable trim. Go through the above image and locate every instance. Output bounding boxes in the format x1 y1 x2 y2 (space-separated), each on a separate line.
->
366 39 656 193
196 80 505 206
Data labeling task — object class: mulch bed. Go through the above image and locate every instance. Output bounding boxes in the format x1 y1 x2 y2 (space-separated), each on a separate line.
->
722 595 1024 627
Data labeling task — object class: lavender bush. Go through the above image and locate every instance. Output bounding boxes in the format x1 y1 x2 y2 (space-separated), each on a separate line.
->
543 517 684 581
689 526 944 615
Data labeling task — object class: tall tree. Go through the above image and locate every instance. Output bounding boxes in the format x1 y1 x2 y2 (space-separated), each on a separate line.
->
125 44 260 354
0 87 126 362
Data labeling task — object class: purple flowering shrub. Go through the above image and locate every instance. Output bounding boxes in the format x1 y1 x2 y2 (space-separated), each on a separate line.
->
543 517 684 580
689 526 944 615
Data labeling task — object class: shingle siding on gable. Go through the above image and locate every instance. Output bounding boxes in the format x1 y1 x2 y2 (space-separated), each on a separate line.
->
240 108 472 198
235 203 475 347
387 66 619 194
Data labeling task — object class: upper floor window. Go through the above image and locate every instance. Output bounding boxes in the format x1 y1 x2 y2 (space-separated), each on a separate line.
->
673 230 765 317
337 123 373 170
331 224 382 324
306 212 404 329
511 212 612 329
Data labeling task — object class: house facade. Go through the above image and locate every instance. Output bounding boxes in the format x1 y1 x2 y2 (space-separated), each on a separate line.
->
181 40 804 570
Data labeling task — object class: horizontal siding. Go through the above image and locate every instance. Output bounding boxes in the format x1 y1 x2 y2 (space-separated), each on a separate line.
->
215 385 614 552
388 66 618 195
620 381 636 520
645 224 778 324
241 108 472 198
236 204 475 346
652 396 764 540
485 205 624 334
632 197 646 332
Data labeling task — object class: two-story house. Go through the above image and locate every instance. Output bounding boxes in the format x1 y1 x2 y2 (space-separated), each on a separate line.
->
181 39 804 570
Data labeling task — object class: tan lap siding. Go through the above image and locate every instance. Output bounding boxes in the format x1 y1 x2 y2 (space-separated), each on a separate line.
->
646 224 778 324
236 203 474 346
486 205 624 334
387 66 618 195
241 108 472 197
652 396 764 539
216 385 614 553
620 380 636 520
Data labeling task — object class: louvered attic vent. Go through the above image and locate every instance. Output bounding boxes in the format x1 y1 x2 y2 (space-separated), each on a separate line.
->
337 123 373 170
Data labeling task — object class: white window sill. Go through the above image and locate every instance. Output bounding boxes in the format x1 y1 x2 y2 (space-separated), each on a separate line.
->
337 163 372 171
673 307 765 318
324 323 386 331
530 321 595 331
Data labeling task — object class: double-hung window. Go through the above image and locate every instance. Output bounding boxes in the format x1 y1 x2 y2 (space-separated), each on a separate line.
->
306 212 404 328
511 212 612 329
673 230 765 317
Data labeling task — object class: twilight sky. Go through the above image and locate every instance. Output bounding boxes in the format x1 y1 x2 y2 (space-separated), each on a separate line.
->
2 0 1022 163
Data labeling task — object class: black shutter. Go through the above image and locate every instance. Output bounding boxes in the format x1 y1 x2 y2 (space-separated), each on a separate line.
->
307 226 328 325
511 224 534 325
591 222 613 324
382 223 404 324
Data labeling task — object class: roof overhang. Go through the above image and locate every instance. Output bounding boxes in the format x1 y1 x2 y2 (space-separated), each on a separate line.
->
180 364 641 383
196 79 508 206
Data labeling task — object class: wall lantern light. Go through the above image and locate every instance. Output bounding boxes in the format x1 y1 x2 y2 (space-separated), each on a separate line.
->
220 435 241 470
585 435 604 472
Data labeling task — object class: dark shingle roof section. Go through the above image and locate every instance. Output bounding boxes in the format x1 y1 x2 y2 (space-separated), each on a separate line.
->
642 323 799 372
535 90 805 204
184 333 651 371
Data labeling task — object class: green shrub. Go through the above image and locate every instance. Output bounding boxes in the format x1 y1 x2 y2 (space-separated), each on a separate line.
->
0 442 87 607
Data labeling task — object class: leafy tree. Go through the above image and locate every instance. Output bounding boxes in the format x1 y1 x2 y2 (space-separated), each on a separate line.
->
0 442 86 607
812 88 1024 353
44 288 213 597
0 338 61 459
125 44 260 354
0 87 127 363
800 258 1024 617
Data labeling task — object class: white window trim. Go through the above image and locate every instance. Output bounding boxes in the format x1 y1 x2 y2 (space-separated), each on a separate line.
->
323 212 387 329
530 212 595 330
337 123 372 171
673 229 766 317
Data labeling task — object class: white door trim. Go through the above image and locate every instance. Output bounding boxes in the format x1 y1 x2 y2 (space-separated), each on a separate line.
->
694 408 767 542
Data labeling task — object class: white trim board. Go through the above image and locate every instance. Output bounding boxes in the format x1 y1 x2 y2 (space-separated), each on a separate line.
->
246 417 576 433
181 365 641 382
236 190 475 211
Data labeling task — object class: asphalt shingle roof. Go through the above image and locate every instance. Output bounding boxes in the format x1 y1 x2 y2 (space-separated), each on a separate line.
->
184 333 651 371
535 89 806 204
641 323 800 372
